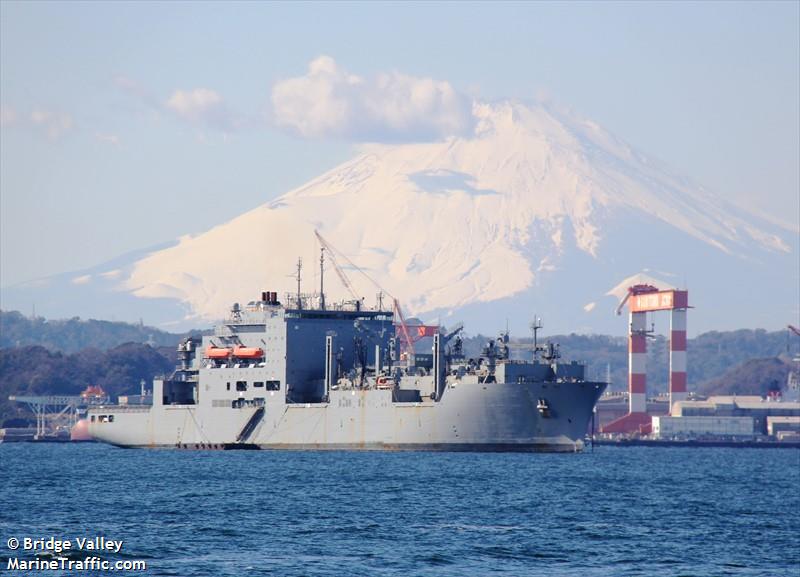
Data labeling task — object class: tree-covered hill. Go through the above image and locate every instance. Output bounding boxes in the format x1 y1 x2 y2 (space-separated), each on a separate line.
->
0 343 175 426
699 357 793 397
0 310 202 353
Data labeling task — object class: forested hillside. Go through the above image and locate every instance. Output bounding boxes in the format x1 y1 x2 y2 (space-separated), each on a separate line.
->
0 310 199 353
700 357 793 397
0 343 175 426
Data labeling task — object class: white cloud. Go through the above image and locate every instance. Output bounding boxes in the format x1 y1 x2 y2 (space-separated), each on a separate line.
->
116 76 241 132
2 104 74 140
30 109 73 140
166 88 221 118
165 88 233 130
1 105 17 127
271 56 474 141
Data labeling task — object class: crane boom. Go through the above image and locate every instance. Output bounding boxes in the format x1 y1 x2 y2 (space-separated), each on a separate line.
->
313 230 418 356
314 230 359 301
393 298 414 355
442 322 464 343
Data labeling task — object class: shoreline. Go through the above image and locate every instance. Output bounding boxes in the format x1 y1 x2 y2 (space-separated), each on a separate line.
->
592 438 800 449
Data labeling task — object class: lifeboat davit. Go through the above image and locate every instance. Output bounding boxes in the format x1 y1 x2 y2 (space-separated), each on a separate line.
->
233 346 264 359
205 346 231 359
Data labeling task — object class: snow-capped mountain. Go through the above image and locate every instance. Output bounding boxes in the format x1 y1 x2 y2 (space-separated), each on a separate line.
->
3 101 797 334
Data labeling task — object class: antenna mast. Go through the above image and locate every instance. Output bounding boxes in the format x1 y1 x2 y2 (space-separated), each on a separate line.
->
531 316 543 360
319 248 326 310
295 258 303 309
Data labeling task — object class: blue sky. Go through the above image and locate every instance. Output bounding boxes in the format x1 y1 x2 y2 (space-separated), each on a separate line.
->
1 1 798 288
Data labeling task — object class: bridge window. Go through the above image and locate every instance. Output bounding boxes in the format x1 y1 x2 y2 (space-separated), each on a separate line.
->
236 381 248 391
253 381 264 388
266 380 280 391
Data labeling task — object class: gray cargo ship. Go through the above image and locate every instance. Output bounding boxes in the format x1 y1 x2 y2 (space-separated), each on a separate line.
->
88 289 606 452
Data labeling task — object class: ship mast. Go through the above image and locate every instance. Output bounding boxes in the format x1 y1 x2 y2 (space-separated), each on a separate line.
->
295 258 302 309
531 316 543 360
319 247 326 310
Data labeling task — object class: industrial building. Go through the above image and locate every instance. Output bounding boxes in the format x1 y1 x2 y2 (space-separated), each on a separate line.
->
652 416 755 439
766 416 800 437
601 393 800 441
671 396 800 436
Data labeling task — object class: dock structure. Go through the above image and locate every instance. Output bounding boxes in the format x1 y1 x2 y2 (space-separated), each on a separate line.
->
8 393 108 439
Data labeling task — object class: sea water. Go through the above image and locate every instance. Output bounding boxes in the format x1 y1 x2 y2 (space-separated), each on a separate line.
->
1 443 798 576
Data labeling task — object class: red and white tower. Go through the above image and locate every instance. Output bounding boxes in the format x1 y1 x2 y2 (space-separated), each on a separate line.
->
628 308 648 414
603 285 690 434
669 307 688 407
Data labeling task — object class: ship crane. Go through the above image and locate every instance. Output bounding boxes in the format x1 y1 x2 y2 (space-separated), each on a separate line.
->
441 322 464 359
441 322 464 343
314 231 360 304
393 298 415 357
313 229 418 357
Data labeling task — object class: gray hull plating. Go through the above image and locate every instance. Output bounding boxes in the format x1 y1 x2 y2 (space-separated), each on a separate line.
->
89 380 604 452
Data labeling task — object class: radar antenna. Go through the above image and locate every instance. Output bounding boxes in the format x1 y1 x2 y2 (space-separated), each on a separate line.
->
531 316 546 360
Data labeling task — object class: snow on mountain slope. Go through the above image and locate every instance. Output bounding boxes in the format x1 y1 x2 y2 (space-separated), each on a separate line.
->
121 100 792 327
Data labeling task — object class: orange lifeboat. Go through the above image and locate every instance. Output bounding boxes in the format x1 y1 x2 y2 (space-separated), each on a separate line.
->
233 346 264 359
205 346 231 359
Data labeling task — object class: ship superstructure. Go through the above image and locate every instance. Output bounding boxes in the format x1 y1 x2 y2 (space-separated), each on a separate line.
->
88 288 606 452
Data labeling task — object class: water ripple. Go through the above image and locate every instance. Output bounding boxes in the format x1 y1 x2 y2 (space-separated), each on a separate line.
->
1 444 798 577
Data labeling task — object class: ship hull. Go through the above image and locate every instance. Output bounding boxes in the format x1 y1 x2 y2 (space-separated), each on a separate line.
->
89 380 605 453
